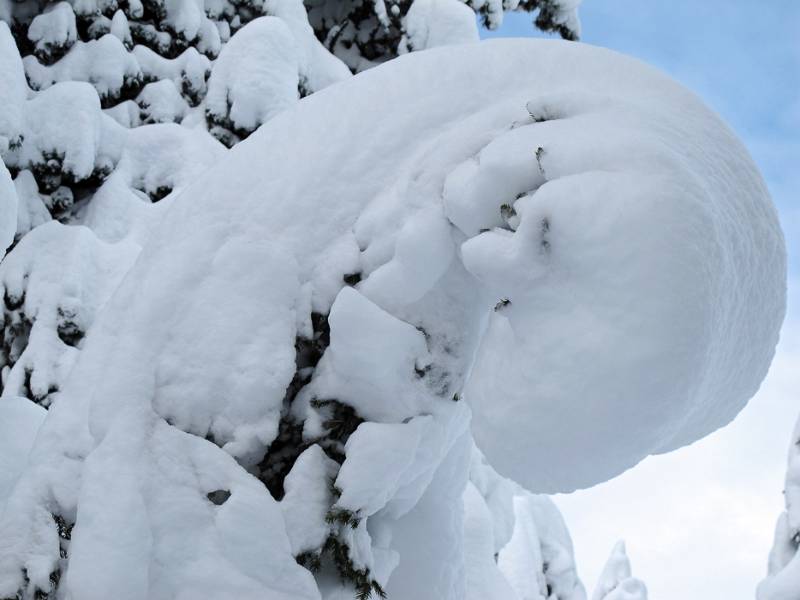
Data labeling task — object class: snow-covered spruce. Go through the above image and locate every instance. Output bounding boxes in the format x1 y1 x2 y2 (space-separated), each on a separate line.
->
0 39 784 599
591 542 647 600
758 413 800 600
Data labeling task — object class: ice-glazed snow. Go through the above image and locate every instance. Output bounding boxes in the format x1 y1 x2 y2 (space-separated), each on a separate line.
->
401 0 479 52
758 413 800 600
592 542 647 600
0 38 784 598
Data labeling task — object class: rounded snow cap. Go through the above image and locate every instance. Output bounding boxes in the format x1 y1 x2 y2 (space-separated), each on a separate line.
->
0 162 17 257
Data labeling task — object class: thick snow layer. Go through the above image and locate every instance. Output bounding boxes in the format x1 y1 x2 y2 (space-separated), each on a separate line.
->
401 0 479 52
0 38 783 598
132 45 211 103
592 542 647 600
499 493 586 600
758 413 800 600
281 444 339 555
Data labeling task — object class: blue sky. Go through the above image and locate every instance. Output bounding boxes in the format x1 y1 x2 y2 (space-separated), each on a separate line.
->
484 2 799 598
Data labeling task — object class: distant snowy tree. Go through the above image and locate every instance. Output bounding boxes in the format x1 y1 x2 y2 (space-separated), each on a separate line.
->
307 0 580 71
758 412 800 600
0 35 784 600
592 542 647 600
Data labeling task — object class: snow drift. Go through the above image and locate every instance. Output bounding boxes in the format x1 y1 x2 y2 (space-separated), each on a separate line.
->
0 38 785 599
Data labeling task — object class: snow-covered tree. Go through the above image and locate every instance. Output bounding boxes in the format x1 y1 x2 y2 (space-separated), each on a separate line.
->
0 35 785 600
592 542 647 600
758 412 800 600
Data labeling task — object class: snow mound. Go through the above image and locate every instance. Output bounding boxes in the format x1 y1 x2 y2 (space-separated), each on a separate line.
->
0 38 783 598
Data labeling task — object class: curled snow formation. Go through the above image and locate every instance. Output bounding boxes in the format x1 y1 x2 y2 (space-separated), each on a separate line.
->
758 413 800 600
592 541 647 600
0 39 784 599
